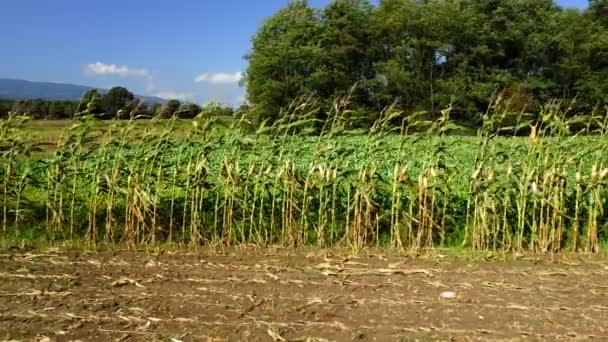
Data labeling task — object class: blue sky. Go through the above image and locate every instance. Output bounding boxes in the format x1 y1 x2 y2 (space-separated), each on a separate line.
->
0 0 589 105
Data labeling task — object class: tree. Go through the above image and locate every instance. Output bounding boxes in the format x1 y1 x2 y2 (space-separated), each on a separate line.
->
371 0 469 114
48 101 65 119
0 100 13 118
184 103 203 119
447 0 560 114
320 0 374 104
180 103 202 119
57 100 77 119
118 98 148 119
244 0 326 122
588 0 608 27
12 99 49 119
157 99 181 118
103 86 135 116
552 8 608 106
77 89 103 115
149 103 163 117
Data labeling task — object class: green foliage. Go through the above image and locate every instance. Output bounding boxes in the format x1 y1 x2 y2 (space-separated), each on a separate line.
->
180 103 202 119
157 99 182 118
588 0 608 27
1 86 231 120
1 105 608 253
245 0 608 126
552 8 607 105
102 87 135 117
77 89 103 115
320 0 374 103
244 0 326 122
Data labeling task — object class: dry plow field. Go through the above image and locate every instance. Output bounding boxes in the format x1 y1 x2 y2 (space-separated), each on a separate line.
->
1 250 608 341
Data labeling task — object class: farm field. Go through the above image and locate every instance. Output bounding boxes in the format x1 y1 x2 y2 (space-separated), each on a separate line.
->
22 119 201 149
2 113 608 340
2 104 608 342
0 248 607 341
2 111 608 253
0 250 608 341
2 0 608 340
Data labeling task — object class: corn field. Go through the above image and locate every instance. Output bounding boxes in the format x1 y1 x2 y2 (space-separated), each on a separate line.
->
1 99 608 253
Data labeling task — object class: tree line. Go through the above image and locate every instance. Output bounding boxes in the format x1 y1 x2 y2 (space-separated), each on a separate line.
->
244 0 608 125
0 86 236 120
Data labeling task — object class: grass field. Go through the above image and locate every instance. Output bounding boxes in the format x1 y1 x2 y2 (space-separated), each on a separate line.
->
22 119 199 149
2 110 608 340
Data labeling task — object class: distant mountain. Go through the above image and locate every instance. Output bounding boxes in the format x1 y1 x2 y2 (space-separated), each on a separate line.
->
0 78 166 104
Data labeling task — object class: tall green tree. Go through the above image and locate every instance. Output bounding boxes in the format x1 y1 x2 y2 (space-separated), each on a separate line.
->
0 100 12 118
320 0 374 104
157 99 181 118
244 0 325 121
553 8 608 105
149 103 163 117
588 0 608 27
437 0 560 117
103 86 135 116
48 101 65 119
77 89 103 115
180 103 203 119
371 0 469 115
244 0 607 126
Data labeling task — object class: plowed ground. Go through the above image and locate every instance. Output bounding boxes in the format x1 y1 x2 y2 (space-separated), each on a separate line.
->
1 249 607 341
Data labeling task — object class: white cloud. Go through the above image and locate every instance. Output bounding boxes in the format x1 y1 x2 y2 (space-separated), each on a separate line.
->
154 92 195 101
85 62 151 78
194 72 242 84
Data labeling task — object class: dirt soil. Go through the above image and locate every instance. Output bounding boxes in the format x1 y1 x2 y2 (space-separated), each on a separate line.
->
0 248 607 341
